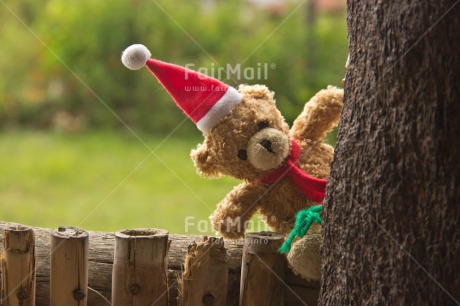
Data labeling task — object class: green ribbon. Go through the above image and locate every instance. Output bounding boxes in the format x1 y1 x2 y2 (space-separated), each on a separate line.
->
279 205 322 253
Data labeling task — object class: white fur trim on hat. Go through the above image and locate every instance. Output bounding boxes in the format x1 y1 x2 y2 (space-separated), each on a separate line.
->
196 87 243 133
121 44 151 70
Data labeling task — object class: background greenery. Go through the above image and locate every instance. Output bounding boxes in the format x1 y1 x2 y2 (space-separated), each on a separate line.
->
0 0 347 233
0 0 347 132
1 131 239 234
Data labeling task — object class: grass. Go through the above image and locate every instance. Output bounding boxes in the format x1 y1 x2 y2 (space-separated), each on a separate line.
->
1 129 336 235
0 130 245 234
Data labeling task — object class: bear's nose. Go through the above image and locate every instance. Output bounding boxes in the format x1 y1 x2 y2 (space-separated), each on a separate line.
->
260 139 274 153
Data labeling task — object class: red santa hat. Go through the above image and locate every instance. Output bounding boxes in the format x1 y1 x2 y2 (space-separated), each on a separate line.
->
121 44 243 133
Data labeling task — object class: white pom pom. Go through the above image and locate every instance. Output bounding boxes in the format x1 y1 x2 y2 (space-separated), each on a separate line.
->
121 44 151 70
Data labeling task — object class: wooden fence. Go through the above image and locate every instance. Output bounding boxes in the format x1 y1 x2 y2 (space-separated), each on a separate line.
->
0 221 319 305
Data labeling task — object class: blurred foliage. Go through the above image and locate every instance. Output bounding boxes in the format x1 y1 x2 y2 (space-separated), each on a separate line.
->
0 0 347 135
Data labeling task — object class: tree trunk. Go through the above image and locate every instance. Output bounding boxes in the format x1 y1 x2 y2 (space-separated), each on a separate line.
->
320 1 459 305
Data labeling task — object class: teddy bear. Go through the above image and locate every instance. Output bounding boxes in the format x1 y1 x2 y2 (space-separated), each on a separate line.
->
192 84 343 281
121 44 343 281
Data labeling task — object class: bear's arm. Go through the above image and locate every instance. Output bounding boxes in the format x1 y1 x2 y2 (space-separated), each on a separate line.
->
291 86 343 142
210 182 267 239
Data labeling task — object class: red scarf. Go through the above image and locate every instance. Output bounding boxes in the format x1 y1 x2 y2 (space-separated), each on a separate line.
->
259 140 327 203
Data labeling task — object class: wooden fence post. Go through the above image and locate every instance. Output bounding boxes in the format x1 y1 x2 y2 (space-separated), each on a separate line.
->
112 228 169 306
1 225 36 306
50 226 89 306
181 236 228 306
239 232 286 306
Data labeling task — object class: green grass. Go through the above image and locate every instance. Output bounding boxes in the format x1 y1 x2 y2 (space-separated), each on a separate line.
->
0 130 248 234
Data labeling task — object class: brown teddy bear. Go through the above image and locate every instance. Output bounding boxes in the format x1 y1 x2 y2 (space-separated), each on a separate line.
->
121 44 343 281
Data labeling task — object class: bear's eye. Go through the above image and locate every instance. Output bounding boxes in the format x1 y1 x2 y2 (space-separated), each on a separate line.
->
257 120 270 130
237 149 247 160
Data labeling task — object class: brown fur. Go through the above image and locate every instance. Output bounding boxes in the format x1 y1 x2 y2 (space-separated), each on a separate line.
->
191 85 343 238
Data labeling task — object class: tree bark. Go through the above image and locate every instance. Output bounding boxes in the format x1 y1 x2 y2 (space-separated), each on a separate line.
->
320 1 460 305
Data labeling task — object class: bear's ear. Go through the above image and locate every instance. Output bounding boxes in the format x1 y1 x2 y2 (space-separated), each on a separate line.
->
238 84 275 102
191 143 221 178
